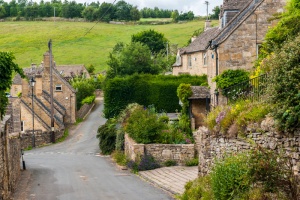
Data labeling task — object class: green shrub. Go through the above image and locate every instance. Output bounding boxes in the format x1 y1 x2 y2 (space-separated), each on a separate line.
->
185 158 199 166
115 130 125 151
262 35 300 132
103 74 207 118
81 95 95 105
206 101 270 136
180 176 213 200
96 119 117 155
112 151 127 166
213 69 249 99
211 153 251 200
70 77 95 110
125 106 167 144
163 160 177 167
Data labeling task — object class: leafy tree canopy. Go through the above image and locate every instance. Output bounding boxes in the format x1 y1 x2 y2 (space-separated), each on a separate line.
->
131 29 168 54
210 6 220 19
0 52 24 119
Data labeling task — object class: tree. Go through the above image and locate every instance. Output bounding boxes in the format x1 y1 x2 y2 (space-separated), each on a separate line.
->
0 52 24 119
171 10 179 22
130 6 140 21
0 6 6 18
115 0 132 21
107 42 160 78
131 29 168 54
210 6 220 19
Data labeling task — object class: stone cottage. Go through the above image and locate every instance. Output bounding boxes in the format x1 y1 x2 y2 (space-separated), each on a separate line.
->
11 51 77 134
172 26 220 76
207 0 286 105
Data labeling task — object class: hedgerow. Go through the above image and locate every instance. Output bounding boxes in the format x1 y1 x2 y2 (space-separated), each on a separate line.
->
103 74 207 118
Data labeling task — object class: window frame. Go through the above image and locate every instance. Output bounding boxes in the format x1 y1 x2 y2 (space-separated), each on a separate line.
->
55 84 62 91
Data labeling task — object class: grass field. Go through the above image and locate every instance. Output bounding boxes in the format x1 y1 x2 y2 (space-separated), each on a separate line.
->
0 19 218 72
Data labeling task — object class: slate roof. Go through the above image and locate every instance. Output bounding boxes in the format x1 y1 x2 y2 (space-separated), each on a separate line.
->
211 0 264 47
56 65 90 79
181 27 220 55
12 74 22 85
222 0 252 11
189 86 210 99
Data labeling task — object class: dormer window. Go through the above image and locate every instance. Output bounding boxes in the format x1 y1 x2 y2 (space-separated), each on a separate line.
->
55 85 62 91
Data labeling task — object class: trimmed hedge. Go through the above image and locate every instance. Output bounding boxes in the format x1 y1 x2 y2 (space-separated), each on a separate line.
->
103 74 207 118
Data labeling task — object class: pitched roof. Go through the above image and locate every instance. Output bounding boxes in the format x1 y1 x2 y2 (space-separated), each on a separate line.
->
56 65 90 79
212 0 264 47
189 86 210 99
181 27 220 55
222 0 252 11
12 74 22 85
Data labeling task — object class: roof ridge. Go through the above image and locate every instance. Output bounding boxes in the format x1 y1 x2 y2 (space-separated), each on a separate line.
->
212 0 264 46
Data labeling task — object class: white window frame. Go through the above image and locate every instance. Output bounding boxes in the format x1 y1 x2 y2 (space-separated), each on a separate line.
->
55 85 62 91
203 53 207 66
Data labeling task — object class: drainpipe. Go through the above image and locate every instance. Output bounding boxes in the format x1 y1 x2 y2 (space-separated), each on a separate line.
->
214 45 219 105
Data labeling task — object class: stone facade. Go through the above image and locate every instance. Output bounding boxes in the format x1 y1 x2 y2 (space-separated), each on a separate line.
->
195 119 300 182
0 117 21 200
125 134 195 165
11 51 77 135
173 52 208 75
208 0 286 104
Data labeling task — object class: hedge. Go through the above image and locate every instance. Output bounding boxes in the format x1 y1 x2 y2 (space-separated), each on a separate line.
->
103 74 207 118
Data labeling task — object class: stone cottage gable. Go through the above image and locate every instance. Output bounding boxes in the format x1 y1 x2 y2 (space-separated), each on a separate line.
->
212 0 263 47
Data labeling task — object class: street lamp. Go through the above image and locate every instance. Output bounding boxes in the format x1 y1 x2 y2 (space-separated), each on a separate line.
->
30 77 36 148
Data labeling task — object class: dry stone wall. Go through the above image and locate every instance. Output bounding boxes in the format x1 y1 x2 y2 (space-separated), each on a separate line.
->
76 103 95 120
125 134 195 165
0 121 21 200
195 118 300 181
21 129 64 149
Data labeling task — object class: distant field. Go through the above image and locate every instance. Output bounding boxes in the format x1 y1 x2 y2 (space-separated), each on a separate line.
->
0 20 218 72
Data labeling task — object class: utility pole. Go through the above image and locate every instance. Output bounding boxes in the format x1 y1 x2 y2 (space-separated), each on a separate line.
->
48 39 55 143
205 1 209 20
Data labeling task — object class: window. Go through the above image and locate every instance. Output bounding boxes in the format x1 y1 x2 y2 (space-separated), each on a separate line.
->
203 53 207 66
21 121 24 132
187 55 192 68
55 85 62 91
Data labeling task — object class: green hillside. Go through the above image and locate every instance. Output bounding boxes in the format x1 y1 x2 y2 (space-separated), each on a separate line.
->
0 20 218 72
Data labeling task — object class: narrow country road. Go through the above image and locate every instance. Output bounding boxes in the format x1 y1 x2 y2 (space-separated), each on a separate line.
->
14 98 173 200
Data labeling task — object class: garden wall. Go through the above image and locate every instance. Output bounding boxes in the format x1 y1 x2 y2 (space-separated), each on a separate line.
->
76 102 95 120
21 129 64 149
125 134 195 165
0 117 21 200
195 118 300 182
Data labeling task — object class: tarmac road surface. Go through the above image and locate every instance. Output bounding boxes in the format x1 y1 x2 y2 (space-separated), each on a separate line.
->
14 98 173 200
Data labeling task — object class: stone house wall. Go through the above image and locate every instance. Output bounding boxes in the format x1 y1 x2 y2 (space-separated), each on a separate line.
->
207 0 286 104
0 119 21 200
173 52 207 76
195 119 300 182
125 134 195 165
